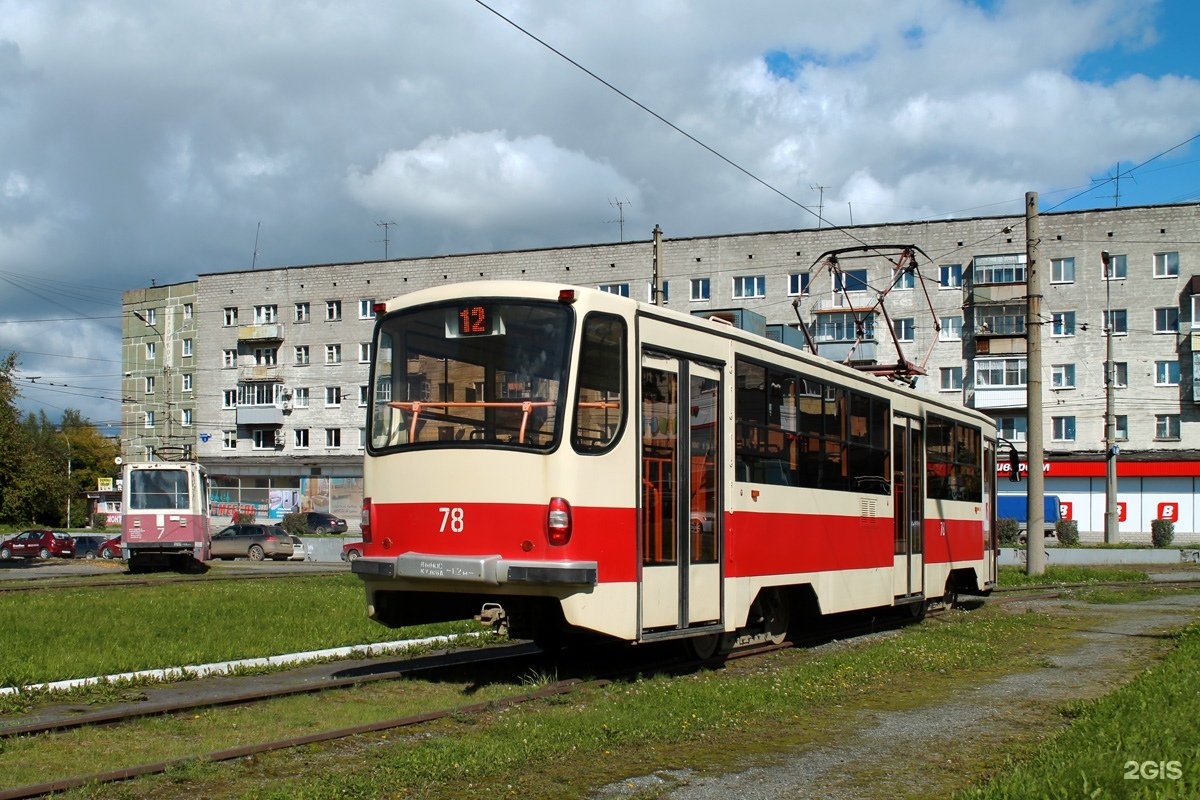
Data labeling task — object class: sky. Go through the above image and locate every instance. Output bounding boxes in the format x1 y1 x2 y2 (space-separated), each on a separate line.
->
2 0 1200 430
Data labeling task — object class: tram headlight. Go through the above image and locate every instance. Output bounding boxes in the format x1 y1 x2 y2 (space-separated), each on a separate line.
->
547 497 572 546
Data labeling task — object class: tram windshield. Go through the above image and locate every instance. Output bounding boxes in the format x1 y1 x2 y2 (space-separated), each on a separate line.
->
369 300 573 451
127 468 191 510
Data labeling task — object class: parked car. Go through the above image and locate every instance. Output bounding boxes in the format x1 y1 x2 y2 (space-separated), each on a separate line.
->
97 536 123 560
300 511 348 534
341 541 363 562
289 535 307 561
72 534 110 559
209 524 294 561
0 529 76 560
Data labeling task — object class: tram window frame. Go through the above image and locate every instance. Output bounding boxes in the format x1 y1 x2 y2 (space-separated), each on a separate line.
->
571 312 627 454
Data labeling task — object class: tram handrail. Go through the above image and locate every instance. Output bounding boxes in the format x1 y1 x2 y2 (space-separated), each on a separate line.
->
388 400 555 444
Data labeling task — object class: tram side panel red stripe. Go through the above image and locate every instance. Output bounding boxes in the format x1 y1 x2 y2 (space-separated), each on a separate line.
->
369 502 638 583
725 510 893 578
923 517 985 565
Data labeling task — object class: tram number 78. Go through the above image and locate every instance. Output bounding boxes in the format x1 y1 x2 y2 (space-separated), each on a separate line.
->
439 507 465 533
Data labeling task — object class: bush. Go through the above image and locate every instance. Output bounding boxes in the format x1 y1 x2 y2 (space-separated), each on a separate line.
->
280 512 307 536
1151 518 1175 548
232 511 256 524
1055 519 1079 546
90 513 109 532
997 517 1020 546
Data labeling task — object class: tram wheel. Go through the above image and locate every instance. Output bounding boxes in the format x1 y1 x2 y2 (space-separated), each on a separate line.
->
685 633 723 661
760 590 791 645
908 599 928 621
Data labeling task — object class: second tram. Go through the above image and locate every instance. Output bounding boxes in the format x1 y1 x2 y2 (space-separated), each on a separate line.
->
121 460 211 573
352 281 997 652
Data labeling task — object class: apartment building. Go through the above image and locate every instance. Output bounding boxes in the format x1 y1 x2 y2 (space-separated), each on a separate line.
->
121 202 1200 540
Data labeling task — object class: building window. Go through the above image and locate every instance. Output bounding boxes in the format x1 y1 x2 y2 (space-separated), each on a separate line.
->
788 273 810 296
222 430 237 450
358 385 369 406
939 316 962 341
1051 415 1076 442
222 349 237 368
1050 311 1076 337
1154 251 1179 278
252 430 275 450
253 305 277 324
145 308 157 326
834 269 868 293
181 373 192 392
294 428 309 449
359 299 375 319
977 304 1025 335
939 366 963 391
998 416 1027 442
358 342 371 363
814 312 875 341
293 387 309 408
1155 307 1179 334
182 338 192 357
972 254 1025 285
1106 361 1128 388
144 376 155 395
1192 296 1200 329
690 278 710 301
239 382 280 407
326 300 342 321
894 268 915 290
222 389 237 409
183 303 193 320
1051 363 1076 389
939 264 963 288
144 411 155 429
1104 309 1128 335
295 302 310 323
359 427 367 449
974 357 1027 388
1104 253 1127 279
732 275 766 299
145 341 156 360
325 428 341 448
894 318 915 342
325 344 341 364
223 307 238 326
1050 257 1075 283
294 345 310 365
646 281 670 303
1114 415 1128 441
325 386 342 407
1155 360 1180 386
599 283 629 297
1155 414 1181 440
253 347 277 366
181 409 192 428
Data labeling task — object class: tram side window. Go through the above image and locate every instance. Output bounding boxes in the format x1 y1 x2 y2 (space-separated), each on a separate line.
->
926 414 982 502
572 313 626 453
735 361 798 486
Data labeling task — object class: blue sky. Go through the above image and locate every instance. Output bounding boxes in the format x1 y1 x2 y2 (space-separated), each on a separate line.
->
1 0 1198 427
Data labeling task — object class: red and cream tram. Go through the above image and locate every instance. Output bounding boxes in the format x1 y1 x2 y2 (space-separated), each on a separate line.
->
352 281 997 652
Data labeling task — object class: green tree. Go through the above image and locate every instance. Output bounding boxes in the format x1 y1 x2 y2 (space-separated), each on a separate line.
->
0 353 33 525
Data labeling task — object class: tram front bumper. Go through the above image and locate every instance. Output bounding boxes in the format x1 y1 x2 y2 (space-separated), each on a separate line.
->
352 552 598 587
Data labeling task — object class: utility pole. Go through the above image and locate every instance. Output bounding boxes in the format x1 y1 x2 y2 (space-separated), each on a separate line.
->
1025 192 1046 576
651 224 662 305
1102 250 1119 543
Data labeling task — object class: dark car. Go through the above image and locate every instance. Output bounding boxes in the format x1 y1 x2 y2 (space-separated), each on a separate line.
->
301 512 348 534
72 534 110 559
0 529 76 560
210 524 294 561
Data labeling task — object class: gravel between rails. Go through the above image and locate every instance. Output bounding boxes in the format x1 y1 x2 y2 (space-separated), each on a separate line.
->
594 593 1200 800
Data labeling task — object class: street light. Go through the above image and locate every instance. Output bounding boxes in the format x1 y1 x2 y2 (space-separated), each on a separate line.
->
1101 251 1119 544
60 429 72 528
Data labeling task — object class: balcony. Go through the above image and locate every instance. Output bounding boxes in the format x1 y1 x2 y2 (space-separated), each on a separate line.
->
970 387 1026 410
236 405 284 426
237 363 282 382
816 340 878 363
238 323 284 342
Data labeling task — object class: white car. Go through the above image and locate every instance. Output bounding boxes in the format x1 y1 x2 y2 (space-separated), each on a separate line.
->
289 535 307 561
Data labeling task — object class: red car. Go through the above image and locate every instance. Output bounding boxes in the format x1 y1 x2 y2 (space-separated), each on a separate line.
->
0 529 76 560
341 541 363 562
97 536 123 560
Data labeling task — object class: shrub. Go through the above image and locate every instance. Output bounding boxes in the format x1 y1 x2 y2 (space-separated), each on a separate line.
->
232 511 256 524
280 512 307 536
1055 519 1079 547
1151 518 1175 548
997 517 1020 546
90 513 109 532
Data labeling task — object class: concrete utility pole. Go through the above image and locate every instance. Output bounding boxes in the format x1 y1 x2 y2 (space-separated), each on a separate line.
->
1025 192 1047 576
651 224 663 305
1102 250 1120 543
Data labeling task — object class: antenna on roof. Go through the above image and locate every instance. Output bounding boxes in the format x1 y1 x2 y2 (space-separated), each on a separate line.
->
251 222 261 269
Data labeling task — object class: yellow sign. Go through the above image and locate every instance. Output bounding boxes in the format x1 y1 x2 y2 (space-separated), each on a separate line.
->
97 478 114 492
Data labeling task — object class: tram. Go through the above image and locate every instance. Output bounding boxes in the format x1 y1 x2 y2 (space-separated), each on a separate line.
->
351 281 997 653
120 460 211 573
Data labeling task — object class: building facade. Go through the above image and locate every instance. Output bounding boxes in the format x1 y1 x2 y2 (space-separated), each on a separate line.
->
121 202 1200 540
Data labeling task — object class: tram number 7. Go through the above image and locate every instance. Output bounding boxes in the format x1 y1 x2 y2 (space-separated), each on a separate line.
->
438 507 465 533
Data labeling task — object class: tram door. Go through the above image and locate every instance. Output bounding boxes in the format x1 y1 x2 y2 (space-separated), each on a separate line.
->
983 438 997 586
892 417 924 599
639 353 723 635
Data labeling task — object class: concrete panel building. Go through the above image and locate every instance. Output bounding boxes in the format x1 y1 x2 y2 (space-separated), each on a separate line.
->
121 202 1200 540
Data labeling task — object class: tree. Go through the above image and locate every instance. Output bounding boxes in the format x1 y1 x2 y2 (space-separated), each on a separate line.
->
0 353 33 525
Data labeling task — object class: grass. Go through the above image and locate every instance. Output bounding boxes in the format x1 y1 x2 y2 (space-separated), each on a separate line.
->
0 573 482 697
998 564 1149 588
956 623 1200 799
